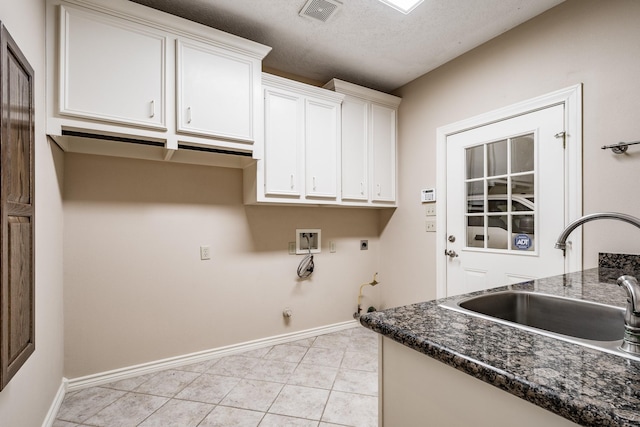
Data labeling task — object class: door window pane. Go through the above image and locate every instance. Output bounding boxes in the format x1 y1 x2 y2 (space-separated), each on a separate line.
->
466 145 484 179
487 215 508 250
466 181 484 213
512 173 534 195
513 215 535 251
487 139 507 177
467 216 484 248
511 134 534 173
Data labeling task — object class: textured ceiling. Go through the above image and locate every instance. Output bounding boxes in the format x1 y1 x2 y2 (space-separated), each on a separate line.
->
131 0 565 92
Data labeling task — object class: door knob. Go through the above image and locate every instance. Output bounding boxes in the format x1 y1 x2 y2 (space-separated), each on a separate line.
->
445 249 459 258
448 235 456 243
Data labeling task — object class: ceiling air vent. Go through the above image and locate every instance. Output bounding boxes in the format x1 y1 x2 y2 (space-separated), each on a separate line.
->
299 0 342 23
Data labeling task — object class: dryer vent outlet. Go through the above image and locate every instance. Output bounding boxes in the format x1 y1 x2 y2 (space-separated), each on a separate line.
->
360 240 368 250
299 0 342 23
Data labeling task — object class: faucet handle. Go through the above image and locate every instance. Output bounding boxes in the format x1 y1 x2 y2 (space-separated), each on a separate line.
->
617 275 640 354
617 275 640 315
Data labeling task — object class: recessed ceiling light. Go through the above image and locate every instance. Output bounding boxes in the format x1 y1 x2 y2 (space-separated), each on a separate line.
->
378 0 424 14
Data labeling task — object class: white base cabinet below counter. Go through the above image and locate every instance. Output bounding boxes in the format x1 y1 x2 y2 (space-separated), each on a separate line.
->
380 337 579 427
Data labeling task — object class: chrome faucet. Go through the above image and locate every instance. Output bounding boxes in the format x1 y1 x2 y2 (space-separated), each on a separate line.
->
554 212 640 253
554 212 640 354
617 276 640 354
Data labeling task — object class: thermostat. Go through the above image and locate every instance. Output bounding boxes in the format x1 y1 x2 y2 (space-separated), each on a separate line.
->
421 188 436 203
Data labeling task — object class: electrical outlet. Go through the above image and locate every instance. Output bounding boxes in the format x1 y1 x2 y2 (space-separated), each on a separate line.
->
288 242 296 255
330 241 336 253
425 219 436 232
360 240 368 250
200 245 211 260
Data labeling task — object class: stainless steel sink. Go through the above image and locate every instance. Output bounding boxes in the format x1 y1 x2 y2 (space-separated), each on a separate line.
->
439 290 640 361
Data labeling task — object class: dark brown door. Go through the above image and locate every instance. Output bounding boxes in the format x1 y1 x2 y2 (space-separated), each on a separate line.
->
0 22 35 390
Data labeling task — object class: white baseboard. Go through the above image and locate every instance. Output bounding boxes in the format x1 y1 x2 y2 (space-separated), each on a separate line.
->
41 379 68 427
66 320 359 392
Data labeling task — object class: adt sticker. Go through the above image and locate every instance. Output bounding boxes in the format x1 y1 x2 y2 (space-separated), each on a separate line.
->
514 234 532 250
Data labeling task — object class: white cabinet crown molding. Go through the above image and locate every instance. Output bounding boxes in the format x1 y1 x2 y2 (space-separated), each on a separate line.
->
263 73 345 105
324 78 401 108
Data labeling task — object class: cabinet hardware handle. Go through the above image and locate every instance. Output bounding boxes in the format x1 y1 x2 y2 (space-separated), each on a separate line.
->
377 184 381 196
313 177 317 191
290 174 294 189
360 182 364 195
187 107 192 124
150 100 155 118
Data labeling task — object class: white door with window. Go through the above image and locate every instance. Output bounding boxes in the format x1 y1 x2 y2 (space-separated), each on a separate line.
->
444 104 566 296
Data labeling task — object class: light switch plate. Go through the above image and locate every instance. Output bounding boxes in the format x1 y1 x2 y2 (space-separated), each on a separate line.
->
425 219 436 232
425 202 436 216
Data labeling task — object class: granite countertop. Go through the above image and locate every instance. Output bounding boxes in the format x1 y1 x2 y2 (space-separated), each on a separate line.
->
360 257 640 427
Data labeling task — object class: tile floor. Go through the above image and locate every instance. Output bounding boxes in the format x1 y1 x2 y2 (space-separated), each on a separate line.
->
54 326 379 427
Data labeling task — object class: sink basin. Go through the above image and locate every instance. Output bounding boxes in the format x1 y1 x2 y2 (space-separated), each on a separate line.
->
439 290 637 360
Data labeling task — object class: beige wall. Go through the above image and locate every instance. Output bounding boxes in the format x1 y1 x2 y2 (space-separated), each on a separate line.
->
380 0 640 308
0 0 66 425
63 154 381 378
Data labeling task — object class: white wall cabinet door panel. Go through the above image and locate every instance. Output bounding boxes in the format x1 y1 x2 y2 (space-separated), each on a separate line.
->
371 103 397 202
177 40 255 142
60 5 166 129
324 78 400 206
264 89 303 197
305 99 340 199
340 97 368 201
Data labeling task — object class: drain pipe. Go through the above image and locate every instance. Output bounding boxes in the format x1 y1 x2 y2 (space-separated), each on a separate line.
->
354 273 379 318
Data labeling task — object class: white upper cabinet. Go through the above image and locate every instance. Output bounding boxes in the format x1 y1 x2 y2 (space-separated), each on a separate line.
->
340 97 369 201
47 0 271 163
324 79 401 207
305 99 340 199
263 87 303 197
177 39 258 142
371 103 397 202
244 73 343 205
59 5 166 129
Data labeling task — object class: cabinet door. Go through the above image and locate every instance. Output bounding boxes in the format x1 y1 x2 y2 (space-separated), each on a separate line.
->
59 6 166 128
341 96 368 201
178 40 255 142
264 88 303 197
305 99 339 199
371 103 397 202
